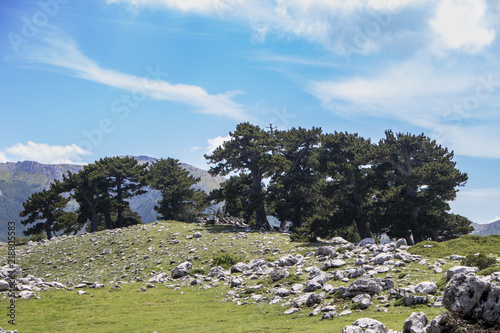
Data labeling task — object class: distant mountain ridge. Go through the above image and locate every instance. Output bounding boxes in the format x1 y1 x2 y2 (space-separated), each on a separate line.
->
471 219 500 236
0 157 225 242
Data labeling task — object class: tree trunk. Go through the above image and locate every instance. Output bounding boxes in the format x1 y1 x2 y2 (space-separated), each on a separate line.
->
413 232 425 244
45 222 53 240
250 169 270 230
355 219 373 240
104 210 113 230
116 176 123 228
90 205 98 232
405 235 414 246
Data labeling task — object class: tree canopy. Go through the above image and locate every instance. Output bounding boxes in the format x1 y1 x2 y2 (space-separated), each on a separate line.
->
206 124 471 244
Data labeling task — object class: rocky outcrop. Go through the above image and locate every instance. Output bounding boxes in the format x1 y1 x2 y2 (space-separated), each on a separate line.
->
443 273 500 325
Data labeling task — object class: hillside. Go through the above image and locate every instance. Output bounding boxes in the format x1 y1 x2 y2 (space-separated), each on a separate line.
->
471 219 500 236
1 221 499 332
0 158 225 242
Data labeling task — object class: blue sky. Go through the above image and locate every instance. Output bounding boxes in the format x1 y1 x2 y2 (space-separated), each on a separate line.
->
1 0 500 224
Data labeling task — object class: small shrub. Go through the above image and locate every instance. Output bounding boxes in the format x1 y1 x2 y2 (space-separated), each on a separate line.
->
436 276 448 291
478 265 500 276
461 253 497 270
394 298 405 307
190 268 206 276
336 247 348 253
398 272 408 279
212 253 241 269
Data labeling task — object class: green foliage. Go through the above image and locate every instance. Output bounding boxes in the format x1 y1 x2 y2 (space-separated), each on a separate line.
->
205 122 283 230
373 131 468 244
19 180 73 239
267 127 322 232
461 253 497 270
212 252 241 269
147 158 208 222
190 268 207 276
209 174 254 220
436 276 448 291
477 265 500 276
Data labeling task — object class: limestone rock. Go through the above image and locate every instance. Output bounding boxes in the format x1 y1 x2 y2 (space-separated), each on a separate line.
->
284 308 300 315
443 273 500 325
358 238 376 247
270 268 289 282
18 290 35 299
230 262 250 273
372 253 393 265
445 266 479 280
415 282 437 294
323 259 346 270
344 278 394 297
208 266 228 279
171 261 193 279
343 318 387 333
396 238 408 248
0 280 9 292
402 312 428 333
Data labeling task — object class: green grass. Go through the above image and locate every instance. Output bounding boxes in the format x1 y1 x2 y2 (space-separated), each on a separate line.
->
4 283 445 333
408 234 500 258
0 221 495 332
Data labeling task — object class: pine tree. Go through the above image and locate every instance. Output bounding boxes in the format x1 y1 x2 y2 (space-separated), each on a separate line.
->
205 122 284 230
313 131 377 240
19 180 75 239
268 127 322 231
374 131 469 244
147 158 207 222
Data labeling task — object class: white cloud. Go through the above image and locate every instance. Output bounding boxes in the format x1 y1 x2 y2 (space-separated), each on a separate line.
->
106 0 498 57
188 146 201 152
429 124 500 159
1 142 91 164
307 57 475 120
106 0 245 14
21 28 247 120
430 0 495 53
206 135 231 154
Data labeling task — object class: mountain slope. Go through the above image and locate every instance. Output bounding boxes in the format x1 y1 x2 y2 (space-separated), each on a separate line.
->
471 219 500 236
0 158 225 241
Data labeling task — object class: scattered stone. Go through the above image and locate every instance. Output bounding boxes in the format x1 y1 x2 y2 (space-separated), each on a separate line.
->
445 266 479 280
402 312 428 333
230 262 250 273
284 308 300 315
415 281 438 294
323 259 346 270
171 261 193 279
343 318 387 333
270 268 289 282
231 278 243 288
358 238 376 247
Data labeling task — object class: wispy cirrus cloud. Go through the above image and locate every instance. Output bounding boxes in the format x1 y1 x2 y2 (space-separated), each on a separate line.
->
20 28 247 120
1 142 91 164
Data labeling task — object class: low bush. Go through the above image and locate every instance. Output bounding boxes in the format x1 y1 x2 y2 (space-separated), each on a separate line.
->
477 265 500 276
461 253 497 270
212 253 241 269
